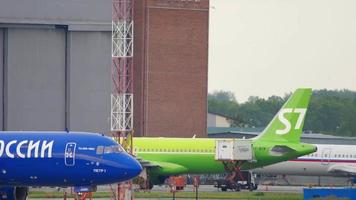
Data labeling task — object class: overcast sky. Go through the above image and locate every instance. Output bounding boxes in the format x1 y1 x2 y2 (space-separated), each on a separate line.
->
208 0 356 102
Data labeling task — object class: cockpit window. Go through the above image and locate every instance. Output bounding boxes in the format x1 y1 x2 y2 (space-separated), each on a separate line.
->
98 145 124 154
112 145 123 153
104 146 114 154
96 146 104 155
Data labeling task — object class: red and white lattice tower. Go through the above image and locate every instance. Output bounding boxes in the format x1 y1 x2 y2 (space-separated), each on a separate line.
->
111 1 134 200
111 0 134 137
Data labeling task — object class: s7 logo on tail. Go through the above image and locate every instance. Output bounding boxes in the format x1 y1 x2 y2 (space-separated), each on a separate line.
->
276 108 307 135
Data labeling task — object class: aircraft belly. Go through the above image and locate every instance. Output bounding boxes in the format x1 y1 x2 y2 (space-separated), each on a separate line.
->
0 156 96 186
139 153 225 174
254 161 333 176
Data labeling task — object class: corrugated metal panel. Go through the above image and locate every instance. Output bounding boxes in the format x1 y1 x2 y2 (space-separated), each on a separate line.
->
6 28 66 130
68 31 111 134
0 0 111 28
0 29 3 130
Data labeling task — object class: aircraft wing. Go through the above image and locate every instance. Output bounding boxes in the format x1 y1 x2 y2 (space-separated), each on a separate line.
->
327 164 356 176
136 158 188 175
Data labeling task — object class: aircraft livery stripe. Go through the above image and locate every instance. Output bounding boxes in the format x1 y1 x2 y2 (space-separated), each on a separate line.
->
290 158 356 163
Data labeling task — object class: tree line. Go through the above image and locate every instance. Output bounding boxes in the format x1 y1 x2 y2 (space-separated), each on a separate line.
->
208 89 356 137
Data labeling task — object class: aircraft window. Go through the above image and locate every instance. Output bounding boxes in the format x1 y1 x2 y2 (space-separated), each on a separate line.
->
104 146 114 154
96 146 104 155
111 145 123 153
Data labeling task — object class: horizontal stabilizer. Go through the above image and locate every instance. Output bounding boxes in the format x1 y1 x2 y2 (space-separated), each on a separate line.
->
328 164 356 176
269 145 296 156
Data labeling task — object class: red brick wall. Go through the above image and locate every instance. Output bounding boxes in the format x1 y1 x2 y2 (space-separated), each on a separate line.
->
134 0 209 138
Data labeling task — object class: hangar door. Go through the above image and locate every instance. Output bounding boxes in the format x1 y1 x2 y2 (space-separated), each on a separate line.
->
5 27 66 131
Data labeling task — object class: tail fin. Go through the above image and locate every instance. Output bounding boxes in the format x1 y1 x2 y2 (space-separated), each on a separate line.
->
254 88 312 143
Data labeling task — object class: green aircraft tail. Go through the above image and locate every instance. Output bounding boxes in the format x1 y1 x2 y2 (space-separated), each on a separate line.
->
254 88 312 143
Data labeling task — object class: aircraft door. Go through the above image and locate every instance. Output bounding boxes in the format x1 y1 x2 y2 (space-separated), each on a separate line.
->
65 143 76 166
321 148 331 165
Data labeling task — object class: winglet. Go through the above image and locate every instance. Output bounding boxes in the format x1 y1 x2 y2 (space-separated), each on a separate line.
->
254 88 312 143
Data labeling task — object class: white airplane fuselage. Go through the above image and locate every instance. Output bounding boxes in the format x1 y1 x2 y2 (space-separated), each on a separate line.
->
254 144 356 177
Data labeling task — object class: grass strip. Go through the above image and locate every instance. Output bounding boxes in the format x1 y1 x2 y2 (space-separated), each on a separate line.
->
29 191 303 200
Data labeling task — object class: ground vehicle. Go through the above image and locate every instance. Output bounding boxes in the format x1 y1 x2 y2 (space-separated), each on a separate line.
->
214 171 258 192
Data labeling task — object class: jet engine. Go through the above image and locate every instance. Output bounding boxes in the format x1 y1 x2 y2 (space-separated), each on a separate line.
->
0 187 28 200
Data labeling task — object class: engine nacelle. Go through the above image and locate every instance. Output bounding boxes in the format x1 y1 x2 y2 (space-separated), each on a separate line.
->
0 187 28 200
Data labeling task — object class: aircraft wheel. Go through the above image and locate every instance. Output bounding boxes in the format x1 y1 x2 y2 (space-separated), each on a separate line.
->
148 181 154 190
221 187 227 192
234 183 241 192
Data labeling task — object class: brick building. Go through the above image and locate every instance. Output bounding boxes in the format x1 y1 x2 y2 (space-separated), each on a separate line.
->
133 0 209 137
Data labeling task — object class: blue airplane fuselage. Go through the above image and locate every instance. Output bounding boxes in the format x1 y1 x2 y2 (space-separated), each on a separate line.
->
0 131 141 187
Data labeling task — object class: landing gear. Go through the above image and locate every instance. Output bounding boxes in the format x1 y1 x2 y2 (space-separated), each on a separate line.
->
214 162 257 192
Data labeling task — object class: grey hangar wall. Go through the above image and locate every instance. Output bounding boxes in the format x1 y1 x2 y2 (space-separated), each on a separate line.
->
0 0 112 133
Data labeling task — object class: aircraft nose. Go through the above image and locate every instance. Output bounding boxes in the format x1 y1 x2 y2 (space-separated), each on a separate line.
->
125 155 142 179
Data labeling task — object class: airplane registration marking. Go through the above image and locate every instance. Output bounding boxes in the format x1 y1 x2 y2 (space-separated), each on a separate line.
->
93 168 107 173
